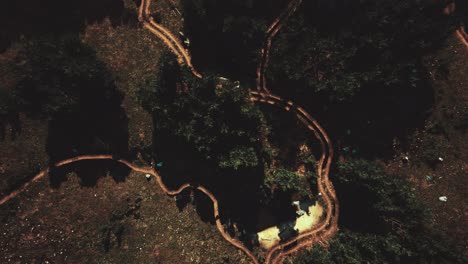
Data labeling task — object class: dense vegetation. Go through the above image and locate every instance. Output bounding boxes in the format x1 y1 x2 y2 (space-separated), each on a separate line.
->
139 54 267 174
138 54 317 231
294 159 467 264
0 0 466 262
180 0 456 158
265 0 456 158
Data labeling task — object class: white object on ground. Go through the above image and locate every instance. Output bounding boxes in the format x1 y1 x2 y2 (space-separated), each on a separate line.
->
318 192 322 196
292 201 300 206
296 210 306 216
438 157 444 162
438 196 447 202
145 174 152 179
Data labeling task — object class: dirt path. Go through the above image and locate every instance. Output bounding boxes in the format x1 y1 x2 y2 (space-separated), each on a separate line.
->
256 0 303 93
139 0 202 78
250 92 338 264
456 26 468 48
0 1 339 263
0 155 259 264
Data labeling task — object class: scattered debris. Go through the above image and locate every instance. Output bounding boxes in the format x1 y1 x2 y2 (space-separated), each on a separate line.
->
426 175 433 181
438 157 444 162
145 174 152 181
402 156 409 163
156 162 164 168
438 196 448 202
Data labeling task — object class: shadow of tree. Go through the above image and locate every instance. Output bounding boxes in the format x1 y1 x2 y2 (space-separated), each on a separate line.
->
0 0 144 52
14 34 130 188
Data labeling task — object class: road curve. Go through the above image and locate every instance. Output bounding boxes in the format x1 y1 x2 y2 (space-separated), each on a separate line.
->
256 0 303 93
250 92 338 264
0 155 259 264
139 0 202 78
0 91 339 264
0 1 338 263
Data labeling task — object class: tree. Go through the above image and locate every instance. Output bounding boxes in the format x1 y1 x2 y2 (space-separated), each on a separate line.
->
265 0 453 158
293 159 466 264
264 166 309 197
139 53 268 173
269 0 452 102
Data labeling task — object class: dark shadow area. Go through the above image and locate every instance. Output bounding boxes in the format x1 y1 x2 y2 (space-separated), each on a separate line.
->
194 189 215 224
334 177 382 233
46 90 130 187
154 124 269 233
175 188 192 212
180 0 286 86
455 0 468 28
0 112 21 141
12 34 131 188
0 0 142 52
144 62 295 236
265 0 454 159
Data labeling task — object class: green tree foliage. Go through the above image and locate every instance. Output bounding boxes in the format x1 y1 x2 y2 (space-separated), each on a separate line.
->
293 159 466 264
261 0 455 158
294 229 466 264
139 54 267 171
268 0 452 102
219 146 258 170
264 167 309 197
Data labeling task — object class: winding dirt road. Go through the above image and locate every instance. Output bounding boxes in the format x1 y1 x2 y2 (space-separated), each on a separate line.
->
0 155 259 264
0 1 340 263
139 0 202 78
256 0 303 93
137 1 340 261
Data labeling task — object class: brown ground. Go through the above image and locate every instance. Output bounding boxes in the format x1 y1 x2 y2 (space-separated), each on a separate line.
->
0 46 49 198
385 32 468 251
149 0 185 33
0 169 250 263
81 16 169 151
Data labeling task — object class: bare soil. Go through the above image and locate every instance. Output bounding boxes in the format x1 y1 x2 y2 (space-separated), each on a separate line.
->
0 169 250 263
385 32 468 251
